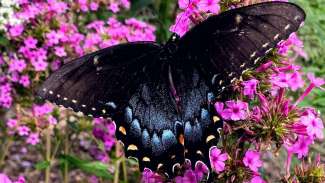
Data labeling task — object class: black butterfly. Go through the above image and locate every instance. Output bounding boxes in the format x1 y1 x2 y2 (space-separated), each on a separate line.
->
37 1 305 178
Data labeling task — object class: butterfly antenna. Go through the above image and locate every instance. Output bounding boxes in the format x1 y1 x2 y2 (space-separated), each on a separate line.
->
171 0 193 34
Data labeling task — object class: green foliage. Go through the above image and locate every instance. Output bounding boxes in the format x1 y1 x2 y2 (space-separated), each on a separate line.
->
59 154 114 180
35 160 51 170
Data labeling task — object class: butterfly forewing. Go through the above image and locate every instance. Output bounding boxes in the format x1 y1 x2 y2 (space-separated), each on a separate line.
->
37 42 162 118
178 2 305 93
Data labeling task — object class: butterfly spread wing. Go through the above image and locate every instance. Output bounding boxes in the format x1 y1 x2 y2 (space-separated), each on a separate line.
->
38 42 161 117
37 1 306 179
174 1 305 172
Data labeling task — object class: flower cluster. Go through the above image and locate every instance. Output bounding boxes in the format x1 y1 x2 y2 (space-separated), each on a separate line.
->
0 1 155 181
5 103 57 145
0 0 155 149
90 118 116 162
170 0 221 36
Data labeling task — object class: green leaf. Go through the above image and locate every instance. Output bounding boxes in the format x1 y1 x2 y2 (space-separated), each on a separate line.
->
0 36 9 47
35 160 51 170
59 154 113 180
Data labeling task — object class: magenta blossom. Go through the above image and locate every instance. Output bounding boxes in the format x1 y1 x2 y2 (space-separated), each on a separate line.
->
221 100 248 121
8 24 24 37
300 110 324 139
169 12 191 36
243 150 262 172
295 73 325 106
197 0 221 14
17 126 30 136
26 133 40 145
242 79 259 99
6 119 18 128
175 170 198 183
194 161 209 180
141 168 163 183
291 135 313 159
209 147 228 173
0 173 12 183
250 176 266 183
24 36 38 49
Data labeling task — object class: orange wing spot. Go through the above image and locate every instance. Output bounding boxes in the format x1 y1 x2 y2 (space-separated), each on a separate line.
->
179 134 185 145
119 126 126 135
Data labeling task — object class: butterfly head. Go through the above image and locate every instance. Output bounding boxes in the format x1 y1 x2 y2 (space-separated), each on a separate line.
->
160 33 180 61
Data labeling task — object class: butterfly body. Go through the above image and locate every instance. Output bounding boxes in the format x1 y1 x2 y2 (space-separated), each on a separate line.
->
37 2 305 178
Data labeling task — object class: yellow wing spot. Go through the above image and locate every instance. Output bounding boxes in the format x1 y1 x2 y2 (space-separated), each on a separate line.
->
119 126 126 135
196 150 203 156
213 116 220 123
206 135 216 143
157 163 164 169
171 155 176 159
127 144 138 151
142 157 150 162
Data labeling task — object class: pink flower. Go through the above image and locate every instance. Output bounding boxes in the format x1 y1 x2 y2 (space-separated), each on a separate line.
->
243 150 262 172
307 73 325 87
141 169 163 183
270 72 290 88
221 100 248 121
175 170 198 183
48 115 58 125
26 133 40 145
0 173 12 183
33 103 53 117
209 147 228 173
197 0 221 14
9 59 26 73
288 71 304 91
9 24 24 37
17 126 30 136
178 0 190 9
19 75 30 87
24 36 38 49
46 31 61 46
169 12 191 36
109 3 120 13
295 73 325 106
90 2 99 11
194 161 209 180
250 176 266 183
242 79 259 99
291 135 313 159
300 110 324 139
214 102 224 114
54 46 67 57
6 119 18 128
31 60 48 71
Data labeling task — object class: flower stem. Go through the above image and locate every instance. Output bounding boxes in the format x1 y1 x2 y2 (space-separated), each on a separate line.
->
45 127 52 183
0 137 13 168
122 155 128 183
64 127 69 183
114 142 121 183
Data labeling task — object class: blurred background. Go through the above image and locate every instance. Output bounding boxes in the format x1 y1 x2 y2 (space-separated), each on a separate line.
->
0 0 324 182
